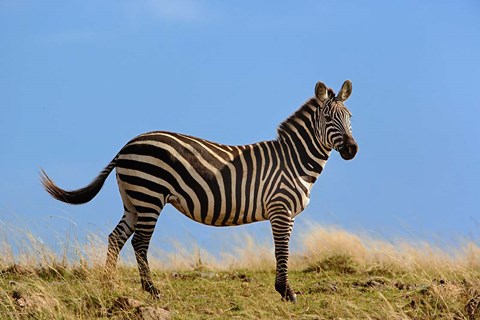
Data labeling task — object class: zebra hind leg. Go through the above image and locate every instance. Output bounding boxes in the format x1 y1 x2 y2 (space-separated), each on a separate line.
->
105 208 137 278
270 214 297 302
131 209 161 298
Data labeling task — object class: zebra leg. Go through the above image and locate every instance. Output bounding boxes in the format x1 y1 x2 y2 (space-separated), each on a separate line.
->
131 210 161 298
105 209 137 276
270 215 297 302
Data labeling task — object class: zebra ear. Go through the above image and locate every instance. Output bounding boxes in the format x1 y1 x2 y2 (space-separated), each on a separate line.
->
315 82 329 102
337 80 352 102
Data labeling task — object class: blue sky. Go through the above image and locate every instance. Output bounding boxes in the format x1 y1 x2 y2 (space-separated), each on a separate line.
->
1 0 479 253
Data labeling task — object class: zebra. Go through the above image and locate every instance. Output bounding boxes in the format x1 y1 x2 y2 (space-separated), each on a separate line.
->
41 80 358 302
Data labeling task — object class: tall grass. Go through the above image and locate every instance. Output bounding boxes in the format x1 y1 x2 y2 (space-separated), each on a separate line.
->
1 221 479 274
0 222 479 319
298 223 480 272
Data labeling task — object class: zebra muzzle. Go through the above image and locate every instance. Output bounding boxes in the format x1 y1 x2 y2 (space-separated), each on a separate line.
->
339 134 358 160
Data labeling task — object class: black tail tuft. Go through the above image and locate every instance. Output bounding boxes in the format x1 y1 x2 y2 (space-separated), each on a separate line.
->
41 156 118 205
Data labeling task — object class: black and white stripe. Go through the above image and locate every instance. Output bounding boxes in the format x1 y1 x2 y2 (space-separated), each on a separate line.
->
41 80 358 301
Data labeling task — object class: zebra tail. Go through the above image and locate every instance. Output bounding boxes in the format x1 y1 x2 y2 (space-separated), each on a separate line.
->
40 155 119 205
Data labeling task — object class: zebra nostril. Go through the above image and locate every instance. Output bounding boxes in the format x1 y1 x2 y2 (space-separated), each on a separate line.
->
349 142 358 155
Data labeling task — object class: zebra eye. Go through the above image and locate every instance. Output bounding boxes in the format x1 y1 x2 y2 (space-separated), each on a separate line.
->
324 115 332 122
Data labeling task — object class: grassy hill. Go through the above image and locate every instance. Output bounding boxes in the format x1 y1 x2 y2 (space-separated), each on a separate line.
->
1 225 479 319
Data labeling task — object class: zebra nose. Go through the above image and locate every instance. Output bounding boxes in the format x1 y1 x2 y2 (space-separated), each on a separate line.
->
339 134 358 160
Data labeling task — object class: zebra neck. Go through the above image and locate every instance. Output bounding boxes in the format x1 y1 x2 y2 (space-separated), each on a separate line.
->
278 130 330 183
276 100 332 183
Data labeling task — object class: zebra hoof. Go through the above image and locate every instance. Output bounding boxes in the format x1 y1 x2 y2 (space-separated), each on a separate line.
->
148 287 161 299
289 293 297 303
142 281 161 299
276 283 297 303
285 291 297 303
280 291 297 303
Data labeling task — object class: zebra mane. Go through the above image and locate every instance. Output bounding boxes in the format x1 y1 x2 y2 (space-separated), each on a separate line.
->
276 98 321 139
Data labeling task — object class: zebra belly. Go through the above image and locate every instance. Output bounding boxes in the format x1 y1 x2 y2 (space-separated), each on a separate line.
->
167 192 268 227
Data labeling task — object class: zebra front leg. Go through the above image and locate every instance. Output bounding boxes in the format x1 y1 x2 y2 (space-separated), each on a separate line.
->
270 214 297 302
131 226 160 298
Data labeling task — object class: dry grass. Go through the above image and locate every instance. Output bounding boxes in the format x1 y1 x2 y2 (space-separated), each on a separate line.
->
298 224 480 271
0 222 479 319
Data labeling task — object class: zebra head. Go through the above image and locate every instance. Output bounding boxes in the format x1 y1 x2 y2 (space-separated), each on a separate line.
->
314 80 358 160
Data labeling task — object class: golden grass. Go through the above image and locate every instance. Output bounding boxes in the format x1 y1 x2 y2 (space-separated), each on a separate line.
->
2 221 478 273
0 222 479 319
298 223 480 272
